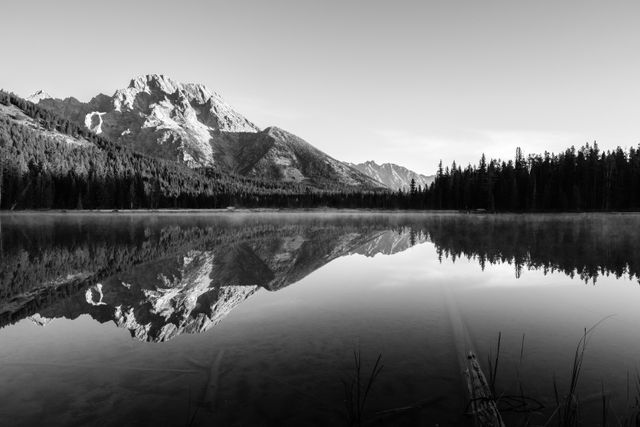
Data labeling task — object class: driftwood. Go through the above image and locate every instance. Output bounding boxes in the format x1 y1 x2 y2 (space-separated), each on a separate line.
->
442 282 506 425
465 351 506 427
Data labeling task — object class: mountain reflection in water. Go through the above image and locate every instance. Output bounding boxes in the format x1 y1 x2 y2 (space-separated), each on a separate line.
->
2 213 640 427
1 213 638 342
0 214 428 341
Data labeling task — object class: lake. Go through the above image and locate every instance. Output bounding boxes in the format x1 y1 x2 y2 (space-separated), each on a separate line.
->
1 212 639 426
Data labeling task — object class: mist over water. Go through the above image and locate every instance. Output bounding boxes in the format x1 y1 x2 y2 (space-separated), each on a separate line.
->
1 212 639 426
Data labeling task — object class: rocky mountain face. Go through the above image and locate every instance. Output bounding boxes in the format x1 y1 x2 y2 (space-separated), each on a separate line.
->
352 160 434 191
32 74 381 189
37 74 258 167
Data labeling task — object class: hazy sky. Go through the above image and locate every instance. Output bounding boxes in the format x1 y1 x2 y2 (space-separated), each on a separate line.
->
2 0 639 175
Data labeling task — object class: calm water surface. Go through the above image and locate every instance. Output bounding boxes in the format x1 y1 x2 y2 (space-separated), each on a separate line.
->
1 212 639 426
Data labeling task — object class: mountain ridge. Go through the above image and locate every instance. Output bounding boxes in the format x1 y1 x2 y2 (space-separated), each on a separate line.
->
30 74 383 189
351 160 434 190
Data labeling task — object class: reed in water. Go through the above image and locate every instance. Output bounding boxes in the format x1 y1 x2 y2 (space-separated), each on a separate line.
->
480 318 640 426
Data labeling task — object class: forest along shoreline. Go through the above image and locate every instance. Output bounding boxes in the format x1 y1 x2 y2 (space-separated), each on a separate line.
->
0 209 464 215
2 91 640 212
2 209 640 215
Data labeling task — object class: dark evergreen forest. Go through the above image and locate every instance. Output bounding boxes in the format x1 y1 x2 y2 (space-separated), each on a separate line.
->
1 90 639 211
423 146 640 211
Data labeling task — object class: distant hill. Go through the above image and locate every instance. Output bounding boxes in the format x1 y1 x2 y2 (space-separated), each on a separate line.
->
351 160 434 191
32 74 381 189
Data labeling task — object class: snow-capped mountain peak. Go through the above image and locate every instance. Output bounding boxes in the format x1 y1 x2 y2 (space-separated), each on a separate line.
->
111 73 259 132
36 74 259 167
26 90 53 104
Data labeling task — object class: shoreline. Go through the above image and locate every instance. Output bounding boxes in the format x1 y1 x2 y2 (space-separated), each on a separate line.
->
0 208 460 215
1 209 639 216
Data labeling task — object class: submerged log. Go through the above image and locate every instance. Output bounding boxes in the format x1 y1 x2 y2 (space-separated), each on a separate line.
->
465 352 505 427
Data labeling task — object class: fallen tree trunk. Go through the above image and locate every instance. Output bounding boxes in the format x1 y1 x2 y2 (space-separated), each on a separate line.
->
465 351 505 427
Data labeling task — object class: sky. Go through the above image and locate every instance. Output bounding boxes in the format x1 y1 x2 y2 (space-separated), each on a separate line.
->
2 0 639 175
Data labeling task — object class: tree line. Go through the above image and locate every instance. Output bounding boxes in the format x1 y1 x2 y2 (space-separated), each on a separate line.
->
414 145 640 211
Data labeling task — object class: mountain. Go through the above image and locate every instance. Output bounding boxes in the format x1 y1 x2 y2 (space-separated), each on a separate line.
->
352 160 434 190
0 91 310 210
31 74 381 189
0 99 94 148
25 89 53 104
240 126 381 187
36 74 258 167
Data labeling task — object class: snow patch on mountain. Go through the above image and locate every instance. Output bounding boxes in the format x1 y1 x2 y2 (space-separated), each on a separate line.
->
85 283 107 306
84 111 106 134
